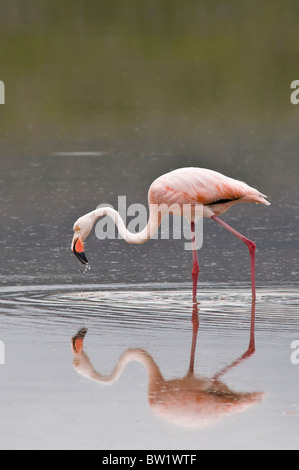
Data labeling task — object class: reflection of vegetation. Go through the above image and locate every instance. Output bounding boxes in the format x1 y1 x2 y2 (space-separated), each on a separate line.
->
1 0 299 152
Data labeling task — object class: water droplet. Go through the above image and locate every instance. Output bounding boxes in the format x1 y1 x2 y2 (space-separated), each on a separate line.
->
84 265 91 274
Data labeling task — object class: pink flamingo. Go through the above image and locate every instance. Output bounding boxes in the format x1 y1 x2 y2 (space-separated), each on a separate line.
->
71 324 263 427
72 168 270 302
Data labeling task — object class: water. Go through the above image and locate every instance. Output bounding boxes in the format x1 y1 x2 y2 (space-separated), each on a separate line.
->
0 283 298 449
1 0 299 450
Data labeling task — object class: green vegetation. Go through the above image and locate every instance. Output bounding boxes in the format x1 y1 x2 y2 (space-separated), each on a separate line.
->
0 0 298 155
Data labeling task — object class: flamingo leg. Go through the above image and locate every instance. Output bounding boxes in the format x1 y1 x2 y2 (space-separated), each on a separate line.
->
211 215 256 349
189 303 199 374
191 221 200 302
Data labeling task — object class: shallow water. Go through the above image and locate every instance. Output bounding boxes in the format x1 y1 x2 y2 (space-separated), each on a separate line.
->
0 283 298 450
0 145 298 451
1 1 299 450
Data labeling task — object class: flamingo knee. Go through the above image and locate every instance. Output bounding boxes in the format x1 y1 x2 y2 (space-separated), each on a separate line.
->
246 240 256 254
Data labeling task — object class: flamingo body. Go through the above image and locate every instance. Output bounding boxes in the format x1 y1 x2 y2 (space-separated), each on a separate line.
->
149 168 269 218
71 167 270 312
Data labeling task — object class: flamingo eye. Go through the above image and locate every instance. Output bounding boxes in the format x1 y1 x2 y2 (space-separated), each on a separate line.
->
74 225 80 232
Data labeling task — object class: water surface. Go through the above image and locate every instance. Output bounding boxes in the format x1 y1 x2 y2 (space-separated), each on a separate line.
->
0 0 299 450
0 283 298 450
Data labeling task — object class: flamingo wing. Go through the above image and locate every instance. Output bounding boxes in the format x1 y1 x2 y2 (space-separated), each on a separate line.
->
150 168 270 207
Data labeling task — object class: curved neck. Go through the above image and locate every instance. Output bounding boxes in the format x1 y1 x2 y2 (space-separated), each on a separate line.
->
74 348 164 385
93 206 162 245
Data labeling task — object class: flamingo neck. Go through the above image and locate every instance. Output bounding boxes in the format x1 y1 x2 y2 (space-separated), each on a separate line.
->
74 349 163 385
93 206 161 245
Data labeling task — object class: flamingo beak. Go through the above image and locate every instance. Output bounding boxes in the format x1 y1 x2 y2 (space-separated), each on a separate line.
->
72 236 89 265
71 328 88 354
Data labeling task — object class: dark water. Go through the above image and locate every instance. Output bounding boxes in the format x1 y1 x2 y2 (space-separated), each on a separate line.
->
0 0 299 450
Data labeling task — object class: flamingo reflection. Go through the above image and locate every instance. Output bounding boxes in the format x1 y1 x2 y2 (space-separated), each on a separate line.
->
71 304 263 428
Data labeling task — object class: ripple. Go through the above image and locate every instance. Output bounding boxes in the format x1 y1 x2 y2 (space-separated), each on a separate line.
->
0 284 298 335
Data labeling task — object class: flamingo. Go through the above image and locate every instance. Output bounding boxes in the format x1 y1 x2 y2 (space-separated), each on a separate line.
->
71 325 263 428
71 167 270 302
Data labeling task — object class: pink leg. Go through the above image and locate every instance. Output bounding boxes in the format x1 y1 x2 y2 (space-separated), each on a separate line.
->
212 215 256 349
189 303 200 374
191 222 200 302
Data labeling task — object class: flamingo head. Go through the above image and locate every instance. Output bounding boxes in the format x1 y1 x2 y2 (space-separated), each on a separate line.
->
71 214 94 265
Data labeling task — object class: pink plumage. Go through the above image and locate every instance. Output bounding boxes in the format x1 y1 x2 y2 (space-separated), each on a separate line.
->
72 167 270 349
149 168 270 217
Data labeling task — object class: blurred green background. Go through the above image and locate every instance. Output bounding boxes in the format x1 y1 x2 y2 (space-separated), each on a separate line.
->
1 0 299 158
0 0 298 286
